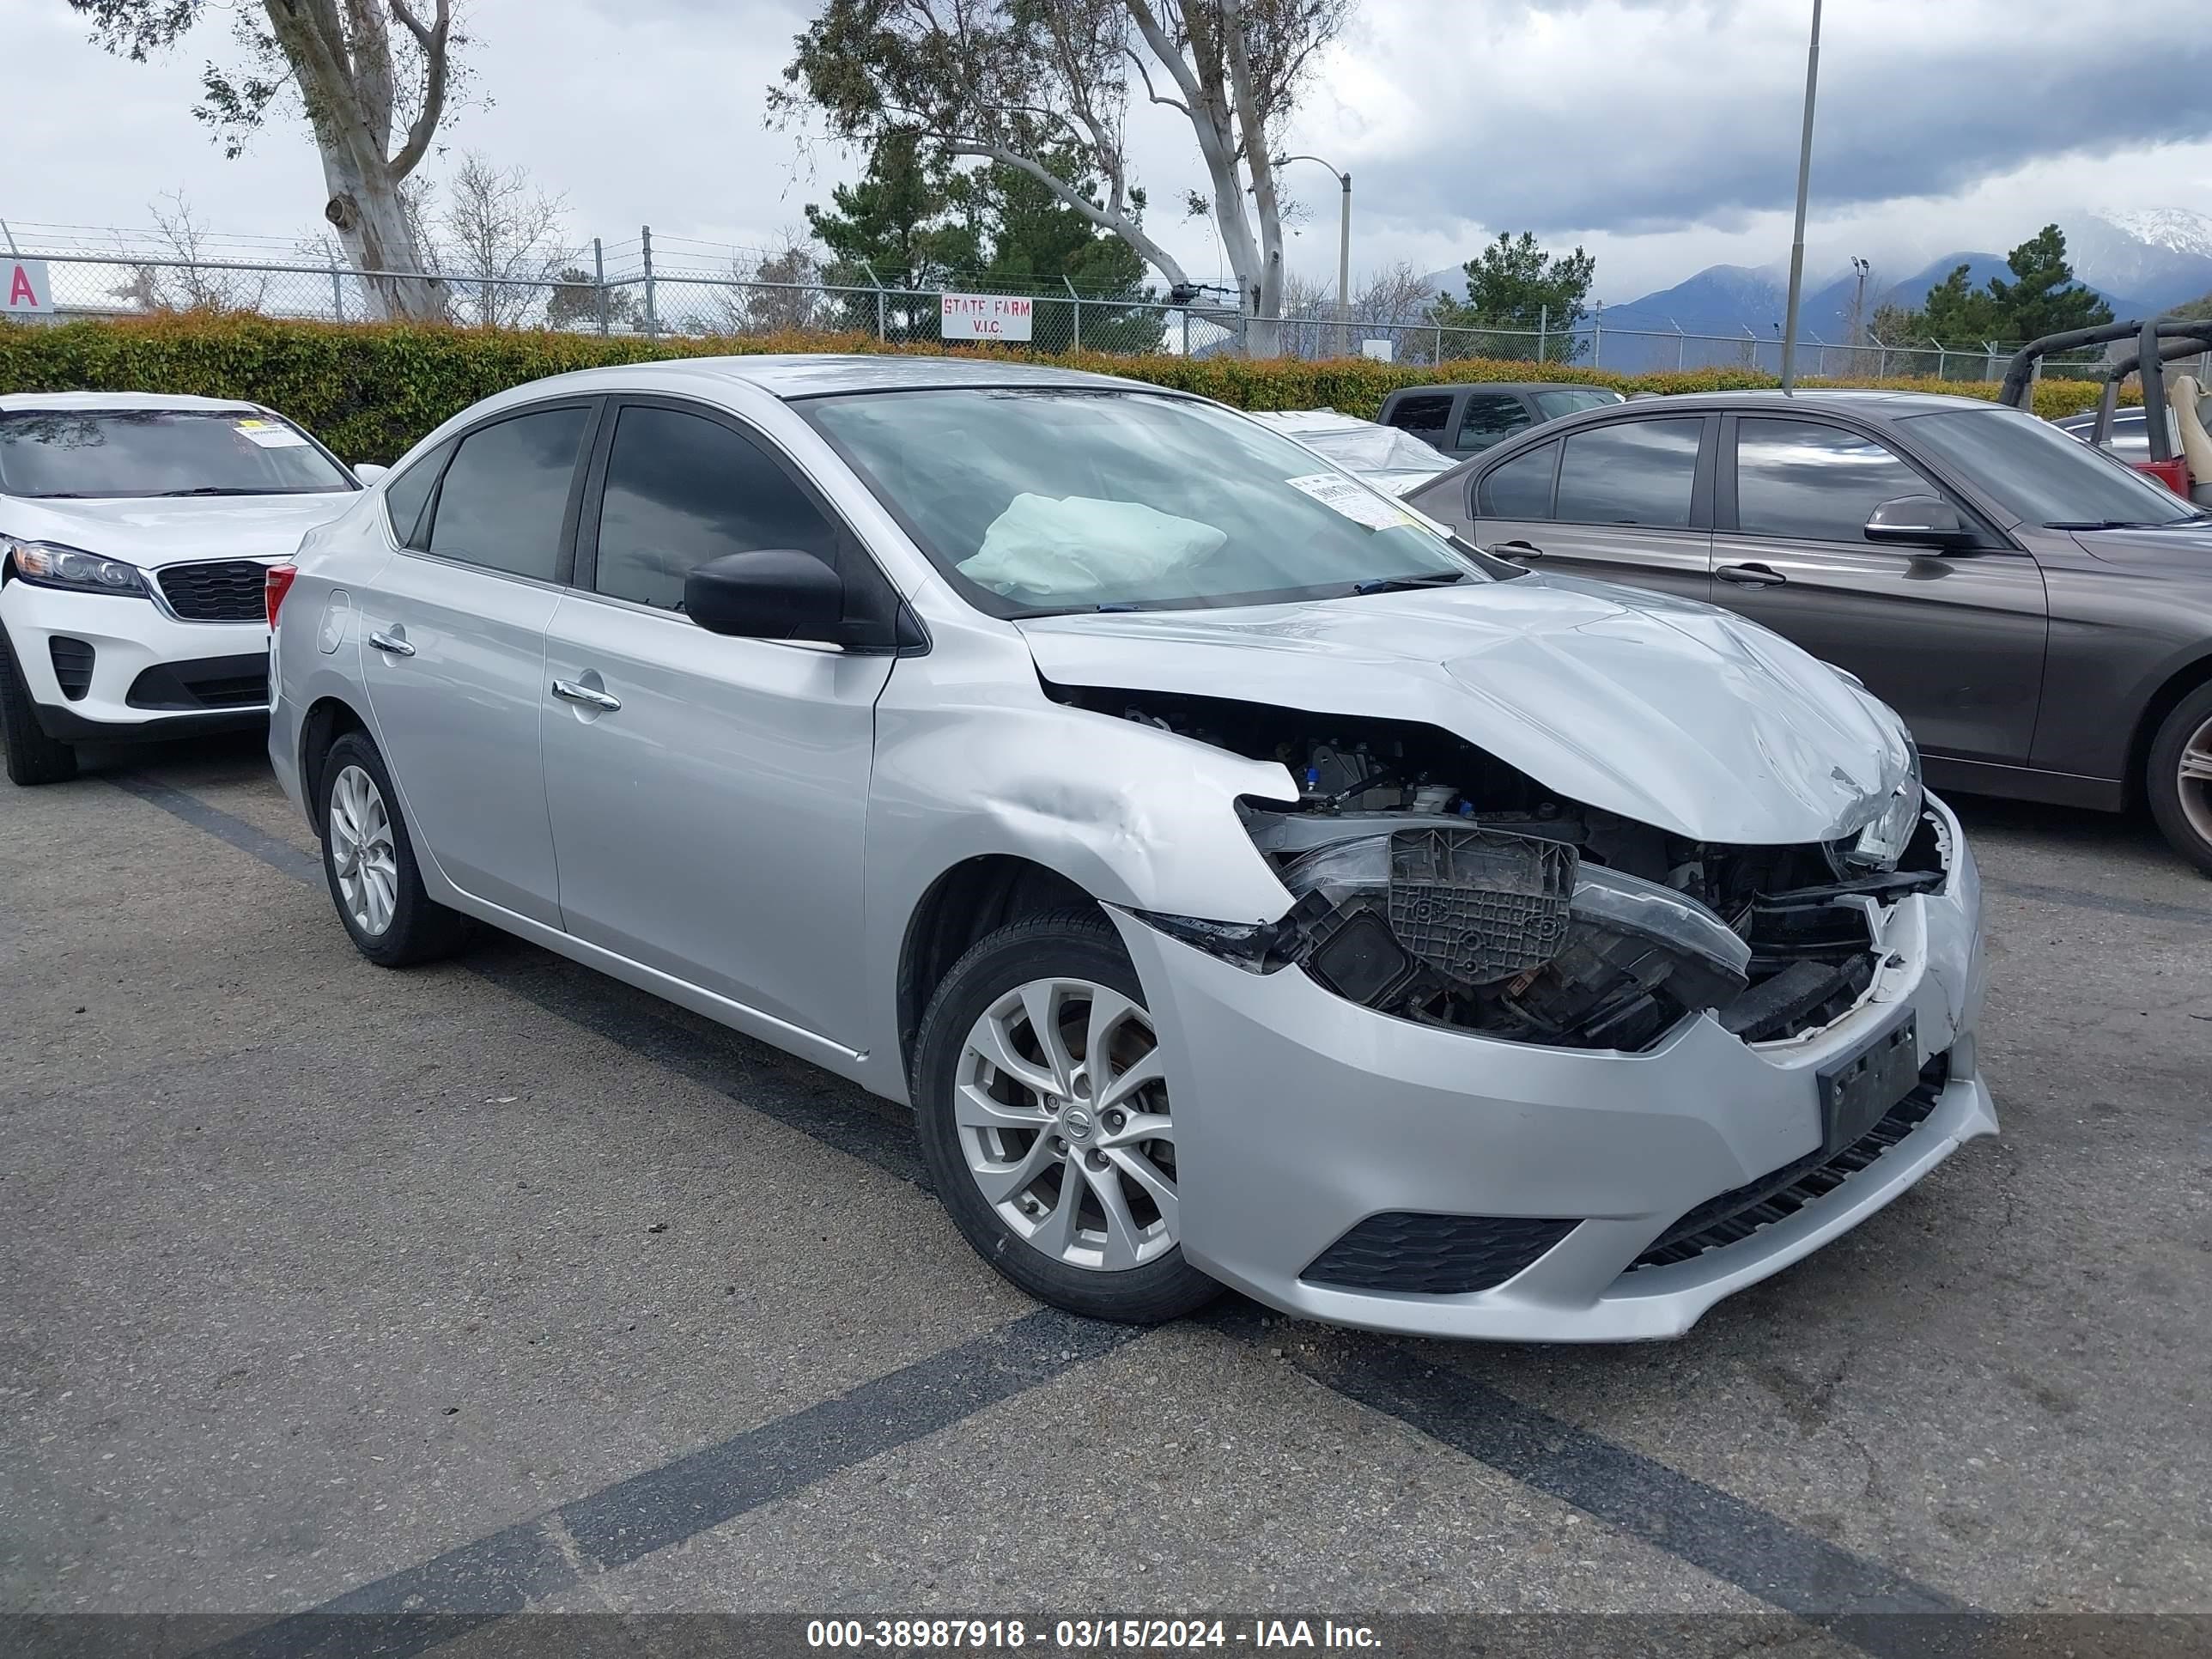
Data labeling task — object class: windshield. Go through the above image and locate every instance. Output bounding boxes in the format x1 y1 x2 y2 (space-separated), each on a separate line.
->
0 410 354 500
1901 405 2201 528
1533 388 1626 420
804 388 1489 614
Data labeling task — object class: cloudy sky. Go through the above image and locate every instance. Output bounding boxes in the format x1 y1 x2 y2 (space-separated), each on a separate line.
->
9 0 2212 302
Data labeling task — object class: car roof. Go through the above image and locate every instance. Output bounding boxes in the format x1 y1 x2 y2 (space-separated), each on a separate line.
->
0 390 266 414
1382 382 1624 398
496 353 1158 404
1592 387 1996 415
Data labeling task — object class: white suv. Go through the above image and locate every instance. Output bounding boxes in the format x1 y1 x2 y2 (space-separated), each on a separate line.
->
0 392 365 784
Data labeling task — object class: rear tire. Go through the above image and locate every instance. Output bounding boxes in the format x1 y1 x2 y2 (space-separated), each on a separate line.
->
912 908 1220 1324
2147 682 2212 878
319 731 473 966
0 625 78 787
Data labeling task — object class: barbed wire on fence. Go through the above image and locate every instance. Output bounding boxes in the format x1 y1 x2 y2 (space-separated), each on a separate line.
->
3 218 2176 384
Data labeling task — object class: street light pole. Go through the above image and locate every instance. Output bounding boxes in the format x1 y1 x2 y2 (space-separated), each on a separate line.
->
1779 0 1823 393
1278 153 1352 357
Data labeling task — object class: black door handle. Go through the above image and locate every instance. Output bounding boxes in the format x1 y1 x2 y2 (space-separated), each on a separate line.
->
1717 562 1787 587
1489 539 1546 562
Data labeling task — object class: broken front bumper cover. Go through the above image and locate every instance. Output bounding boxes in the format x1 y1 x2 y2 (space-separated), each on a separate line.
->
1109 792 1995 1343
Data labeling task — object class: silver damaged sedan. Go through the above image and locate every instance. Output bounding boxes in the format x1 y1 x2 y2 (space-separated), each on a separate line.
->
269 356 1997 1341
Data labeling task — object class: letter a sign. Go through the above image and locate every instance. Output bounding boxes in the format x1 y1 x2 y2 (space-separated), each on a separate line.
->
4 259 53 315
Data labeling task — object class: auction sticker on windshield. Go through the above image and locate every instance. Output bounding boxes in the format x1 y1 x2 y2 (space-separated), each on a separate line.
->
1286 472 1417 530
234 418 310 448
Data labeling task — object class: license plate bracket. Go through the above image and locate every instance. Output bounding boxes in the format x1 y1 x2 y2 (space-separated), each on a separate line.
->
1817 1010 1919 1156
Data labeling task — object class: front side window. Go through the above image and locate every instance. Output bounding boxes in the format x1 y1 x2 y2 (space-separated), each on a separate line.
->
1902 404 2201 528
593 406 842 611
0 409 353 499
1385 395 1453 437
805 388 1490 615
425 407 589 580
1455 395 1533 453
1476 441 1559 519
1554 419 1700 529
1734 418 1938 543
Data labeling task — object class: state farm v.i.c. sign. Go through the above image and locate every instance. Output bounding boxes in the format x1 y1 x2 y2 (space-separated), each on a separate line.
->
939 292 1033 342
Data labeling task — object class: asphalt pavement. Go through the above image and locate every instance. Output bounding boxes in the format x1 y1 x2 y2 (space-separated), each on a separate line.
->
3 733 2207 1658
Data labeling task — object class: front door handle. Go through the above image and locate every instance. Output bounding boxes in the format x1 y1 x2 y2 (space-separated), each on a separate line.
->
551 678 621 712
1489 539 1546 562
1716 562 1787 587
367 629 416 657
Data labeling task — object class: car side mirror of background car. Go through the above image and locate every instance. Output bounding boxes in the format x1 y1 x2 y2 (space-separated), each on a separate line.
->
1863 495 1974 549
351 463 389 483
684 548 915 652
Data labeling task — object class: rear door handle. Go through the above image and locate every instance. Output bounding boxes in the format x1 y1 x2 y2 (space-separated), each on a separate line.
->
1489 539 1545 562
1716 562 1787 587
551 678 621 712
367 629 416 657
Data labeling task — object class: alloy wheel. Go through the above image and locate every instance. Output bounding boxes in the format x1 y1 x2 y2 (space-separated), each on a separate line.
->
328 763 399 937
955 976 1177 1273
2180 711 2212 851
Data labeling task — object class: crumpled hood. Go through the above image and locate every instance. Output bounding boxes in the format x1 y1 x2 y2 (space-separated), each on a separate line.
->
4 492 359 568
1017 573 1913 845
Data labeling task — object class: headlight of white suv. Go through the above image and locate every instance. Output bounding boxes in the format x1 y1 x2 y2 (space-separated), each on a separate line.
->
3 536 151 599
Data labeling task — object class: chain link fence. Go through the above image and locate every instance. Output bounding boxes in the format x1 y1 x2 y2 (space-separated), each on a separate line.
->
7 222 2184 386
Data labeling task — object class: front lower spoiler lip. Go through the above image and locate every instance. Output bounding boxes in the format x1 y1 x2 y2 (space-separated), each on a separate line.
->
1106 793 1994 1343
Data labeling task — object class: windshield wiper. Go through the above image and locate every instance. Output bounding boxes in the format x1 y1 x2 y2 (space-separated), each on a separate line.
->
2045 518 2207 530
1351 571 1473 595
155 486 267 497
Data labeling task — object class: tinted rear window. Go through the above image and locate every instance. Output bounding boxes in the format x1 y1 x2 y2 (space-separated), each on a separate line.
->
1385 395 1453 436
425 408 589 580
1476 441 1559 519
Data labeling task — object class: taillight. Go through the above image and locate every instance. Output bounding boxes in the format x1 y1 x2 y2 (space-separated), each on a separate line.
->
264 562 298 629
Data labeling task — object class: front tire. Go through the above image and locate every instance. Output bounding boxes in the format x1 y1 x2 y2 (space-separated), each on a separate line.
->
0 626 79 787
913 909 1219 1324
319 731 472 966
2147 683 2212 878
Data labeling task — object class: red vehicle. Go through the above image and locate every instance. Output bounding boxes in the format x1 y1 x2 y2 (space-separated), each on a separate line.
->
2000 317 2212 501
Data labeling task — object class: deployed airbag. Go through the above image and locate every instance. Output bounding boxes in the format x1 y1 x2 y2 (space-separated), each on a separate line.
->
958 493 1226 599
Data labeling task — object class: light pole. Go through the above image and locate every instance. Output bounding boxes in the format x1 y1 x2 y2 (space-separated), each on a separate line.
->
1277 153 1352 358
1779 0 1823 392
1850 254 1870 357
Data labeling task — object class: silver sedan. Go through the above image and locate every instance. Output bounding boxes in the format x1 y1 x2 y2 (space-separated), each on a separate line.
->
268 356 1996 1341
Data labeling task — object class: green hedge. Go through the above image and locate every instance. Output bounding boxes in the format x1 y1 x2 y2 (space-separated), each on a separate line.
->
0 312 2127 464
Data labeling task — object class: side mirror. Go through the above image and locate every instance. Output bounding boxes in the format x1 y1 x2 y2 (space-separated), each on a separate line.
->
351 463 389 483
685 549 848 641
1863 495 1974 549
683 548 921 653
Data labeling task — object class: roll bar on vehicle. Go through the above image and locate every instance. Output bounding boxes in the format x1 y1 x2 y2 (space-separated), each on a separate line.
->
1996 317 2212 465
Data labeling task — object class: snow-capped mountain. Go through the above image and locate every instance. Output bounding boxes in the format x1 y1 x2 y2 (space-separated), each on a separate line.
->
2097 208 2212 258
2059 210 2212 311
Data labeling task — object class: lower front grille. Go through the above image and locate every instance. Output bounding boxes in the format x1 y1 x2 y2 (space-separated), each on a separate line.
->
48 636 94 700
1303 1212 1579 1296
157 560 268 623
125 652 270 712
1631 1053 1949 1270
